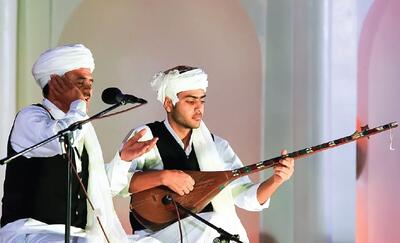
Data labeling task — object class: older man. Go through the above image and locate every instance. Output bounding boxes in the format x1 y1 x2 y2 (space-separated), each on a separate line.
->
0 44 157 242
108 65 295 243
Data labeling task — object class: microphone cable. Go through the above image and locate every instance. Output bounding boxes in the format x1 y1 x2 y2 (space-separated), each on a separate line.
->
163 195 184 243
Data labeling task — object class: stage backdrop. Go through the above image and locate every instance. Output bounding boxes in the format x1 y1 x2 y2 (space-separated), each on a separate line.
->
3 1 399 243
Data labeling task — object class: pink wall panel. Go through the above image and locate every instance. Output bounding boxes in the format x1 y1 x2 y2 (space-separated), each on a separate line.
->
357 0 400 242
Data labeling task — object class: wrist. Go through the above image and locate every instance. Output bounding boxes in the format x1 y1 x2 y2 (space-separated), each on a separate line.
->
159 170 170 186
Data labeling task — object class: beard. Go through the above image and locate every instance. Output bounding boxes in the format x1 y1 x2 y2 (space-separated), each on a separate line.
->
171 110 202 129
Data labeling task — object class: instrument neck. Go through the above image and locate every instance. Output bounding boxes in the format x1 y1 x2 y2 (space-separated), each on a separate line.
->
230 122 398 178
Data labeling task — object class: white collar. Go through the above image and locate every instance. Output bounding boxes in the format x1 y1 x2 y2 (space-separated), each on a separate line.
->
42 98 66 120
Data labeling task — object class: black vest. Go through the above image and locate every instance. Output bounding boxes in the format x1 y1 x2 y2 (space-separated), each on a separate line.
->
1 104 89 229
129 121 213 232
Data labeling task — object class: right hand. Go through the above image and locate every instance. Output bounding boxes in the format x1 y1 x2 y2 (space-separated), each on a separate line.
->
161 170 195 196
47 74 85 113
120 128 158 161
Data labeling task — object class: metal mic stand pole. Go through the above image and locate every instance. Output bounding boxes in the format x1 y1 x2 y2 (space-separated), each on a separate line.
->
162 195 243 243
59 131 76 243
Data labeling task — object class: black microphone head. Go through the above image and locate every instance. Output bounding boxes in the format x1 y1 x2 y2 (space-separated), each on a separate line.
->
102 87 122 104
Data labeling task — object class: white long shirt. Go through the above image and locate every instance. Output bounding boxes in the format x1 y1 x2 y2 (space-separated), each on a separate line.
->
9 99 88 172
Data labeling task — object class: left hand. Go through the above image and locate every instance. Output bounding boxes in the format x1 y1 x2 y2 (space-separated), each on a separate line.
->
272 150 294 184
120 128 158 161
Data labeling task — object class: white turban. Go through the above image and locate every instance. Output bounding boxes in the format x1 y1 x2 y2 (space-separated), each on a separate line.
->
150 67 208 105
32 44 95 89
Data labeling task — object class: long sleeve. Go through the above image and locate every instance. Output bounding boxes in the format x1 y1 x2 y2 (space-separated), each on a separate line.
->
106 125 163 197
214 135 270 211
107 152 133 197
10 99 87 158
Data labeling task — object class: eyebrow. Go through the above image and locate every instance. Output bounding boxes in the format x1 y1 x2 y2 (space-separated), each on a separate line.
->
77 76 94 82
184 94 206 99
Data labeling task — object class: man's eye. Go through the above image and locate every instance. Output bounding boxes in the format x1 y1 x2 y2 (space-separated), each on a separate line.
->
75 81 84 87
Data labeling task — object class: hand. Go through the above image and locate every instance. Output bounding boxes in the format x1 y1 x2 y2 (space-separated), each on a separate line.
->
161 170 195 196
120 128 158 161
47 74 85 113
273 150 294 184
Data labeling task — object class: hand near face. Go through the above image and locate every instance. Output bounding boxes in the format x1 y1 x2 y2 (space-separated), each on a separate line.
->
47 74 85 113
120 128 158 162
273 150 295 184
47 68 93 113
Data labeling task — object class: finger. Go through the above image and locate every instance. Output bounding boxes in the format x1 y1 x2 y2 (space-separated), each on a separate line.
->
279 159 292 167
274 166 291 175
171 186 184 196
129 128 147 144
275 167 289 175
183 188 190 194
274 168 290 178
184 175 195 186
54 75 70 90
281 149 288 155
49 76 63 94
148 137 158 147
142 137 158 152
61 74 75 89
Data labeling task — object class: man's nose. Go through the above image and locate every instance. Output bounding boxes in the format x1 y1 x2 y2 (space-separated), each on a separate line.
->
194 100 203 109
82 81 93 95
83 80 93 89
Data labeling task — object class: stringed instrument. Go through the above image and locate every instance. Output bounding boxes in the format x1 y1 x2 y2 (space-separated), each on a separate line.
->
130 122 398 231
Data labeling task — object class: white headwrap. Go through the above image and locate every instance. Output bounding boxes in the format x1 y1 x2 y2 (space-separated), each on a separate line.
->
32 44 95 89
150 67 208 105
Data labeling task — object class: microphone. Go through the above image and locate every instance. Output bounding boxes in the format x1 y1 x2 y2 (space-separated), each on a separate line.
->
101 87 147 104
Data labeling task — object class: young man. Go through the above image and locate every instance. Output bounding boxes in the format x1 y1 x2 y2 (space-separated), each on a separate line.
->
108 65 295 243
0 44 157 242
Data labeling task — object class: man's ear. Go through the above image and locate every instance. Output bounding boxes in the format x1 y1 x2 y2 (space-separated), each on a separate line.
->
163 97 173 113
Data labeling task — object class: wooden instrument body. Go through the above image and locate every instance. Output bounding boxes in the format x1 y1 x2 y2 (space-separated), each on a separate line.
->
130 170 235 231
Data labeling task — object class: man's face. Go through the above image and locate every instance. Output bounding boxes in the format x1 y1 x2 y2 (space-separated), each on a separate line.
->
64 68 94 108
168 89 206 129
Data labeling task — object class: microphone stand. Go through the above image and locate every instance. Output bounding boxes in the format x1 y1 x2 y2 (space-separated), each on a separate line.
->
1 101 125 166
162 195 243 243
0 100 132 242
